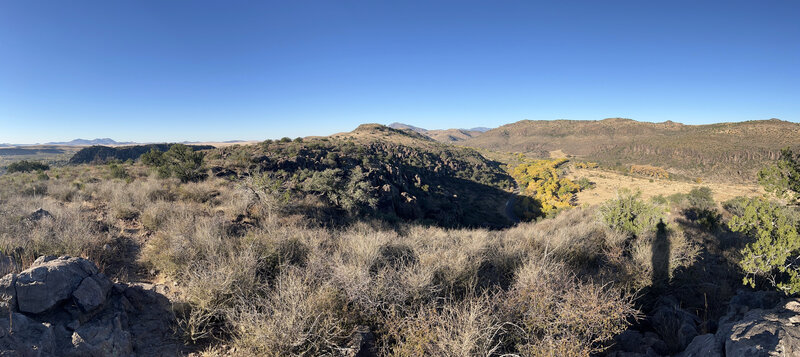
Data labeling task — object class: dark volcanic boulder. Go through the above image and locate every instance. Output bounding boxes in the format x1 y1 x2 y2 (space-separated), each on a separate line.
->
0 255 180 356
715 291 800 357
15 256 98 314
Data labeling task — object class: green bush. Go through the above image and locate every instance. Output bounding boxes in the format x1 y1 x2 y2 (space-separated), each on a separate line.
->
108 163 129 180
7 160 49 173
686 186 715 212
575 177 596 190
680 186 721 230
758 147 800 204
728 197 800 293
732 149 800 294
598 189 664 237
300 166 377 215
141 144 206 182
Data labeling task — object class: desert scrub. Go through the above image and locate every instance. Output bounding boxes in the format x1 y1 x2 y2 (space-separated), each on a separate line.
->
0 197 110 273
383 293 504 356
224 268 352 356
503 257 636 356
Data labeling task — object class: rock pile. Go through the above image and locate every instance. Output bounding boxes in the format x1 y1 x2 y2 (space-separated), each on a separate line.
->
611 290 800 357
0 256 179 356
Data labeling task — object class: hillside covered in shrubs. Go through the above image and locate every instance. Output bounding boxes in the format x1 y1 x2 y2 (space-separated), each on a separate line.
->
69 144 214 165
464 118 800 182
206 124 515 228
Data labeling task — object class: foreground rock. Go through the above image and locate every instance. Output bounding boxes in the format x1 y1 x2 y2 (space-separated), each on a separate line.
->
0 256 180 356
611 290 800 357
714 290 800 357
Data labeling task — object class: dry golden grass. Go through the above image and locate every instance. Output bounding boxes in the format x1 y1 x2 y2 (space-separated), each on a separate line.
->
567 167 762 207
1 162 674 356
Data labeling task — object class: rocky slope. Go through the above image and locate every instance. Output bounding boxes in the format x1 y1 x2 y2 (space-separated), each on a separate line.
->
462 118 800 181
208 124 515 228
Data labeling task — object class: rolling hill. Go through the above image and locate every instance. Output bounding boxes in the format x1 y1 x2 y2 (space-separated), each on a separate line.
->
208 124 514 228
388 122 487 142
462 118 800 182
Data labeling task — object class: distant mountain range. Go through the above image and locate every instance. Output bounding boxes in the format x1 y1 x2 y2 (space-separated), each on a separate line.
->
387 123 493 142
44 138 136 146
1 138 251 147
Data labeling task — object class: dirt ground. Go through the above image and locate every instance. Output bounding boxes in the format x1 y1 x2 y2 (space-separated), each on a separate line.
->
567 168 764 207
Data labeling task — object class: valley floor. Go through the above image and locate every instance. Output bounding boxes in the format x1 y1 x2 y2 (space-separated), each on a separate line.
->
567 168 763 207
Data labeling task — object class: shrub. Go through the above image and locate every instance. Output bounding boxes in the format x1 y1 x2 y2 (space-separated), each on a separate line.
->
108 163 129 180
225 269 350 356
6 160 49 173
575 177 595 190
686 186 715 212
598 189 664 237
727 197 800 294
503 257 636 356
141 148 166 167
300 167 377 215
757 147 800 204
385 294 504 356
142 144 207 183
682 186 721 230
165 144 207 183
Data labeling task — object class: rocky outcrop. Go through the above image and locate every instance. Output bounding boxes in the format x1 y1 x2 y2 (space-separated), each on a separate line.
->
0 256 179 356
611 290 800 357
715 291 800 357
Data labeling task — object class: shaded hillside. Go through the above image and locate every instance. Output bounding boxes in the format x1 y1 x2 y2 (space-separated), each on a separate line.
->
388 122 486 142
69 144 214 164
463 118 800 181
208 124 514 228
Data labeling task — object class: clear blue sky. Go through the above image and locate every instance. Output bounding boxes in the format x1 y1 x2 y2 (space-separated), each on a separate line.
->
1 1 798 143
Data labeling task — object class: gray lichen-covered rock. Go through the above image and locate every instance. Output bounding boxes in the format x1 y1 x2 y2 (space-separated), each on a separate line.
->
15 256 98 314
722 299 800 357
0 255 179 356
